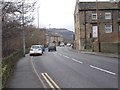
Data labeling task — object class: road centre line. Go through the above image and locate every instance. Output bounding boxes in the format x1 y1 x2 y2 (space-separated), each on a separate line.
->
56 53 116 76
62 55 66 57
30 57 47 88
58 53 83 64
71 58 83 64
89 65 116 75
41 73 61 90
59 53 62 56
62 55 70 58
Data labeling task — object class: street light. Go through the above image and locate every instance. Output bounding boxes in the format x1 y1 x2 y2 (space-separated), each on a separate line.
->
22 1 26 56
37 7 40 29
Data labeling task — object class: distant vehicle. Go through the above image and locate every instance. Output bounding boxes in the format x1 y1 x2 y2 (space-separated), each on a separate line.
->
66 43 71 47
40 45 45 52
60 42 65 47
29 45 43 56
48 43 56 52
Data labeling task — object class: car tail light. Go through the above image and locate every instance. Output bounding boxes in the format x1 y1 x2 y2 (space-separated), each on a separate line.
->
38 49 41 50
30 49 33 51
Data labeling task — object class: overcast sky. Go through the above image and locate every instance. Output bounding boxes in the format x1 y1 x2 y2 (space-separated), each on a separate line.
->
33 0 110 31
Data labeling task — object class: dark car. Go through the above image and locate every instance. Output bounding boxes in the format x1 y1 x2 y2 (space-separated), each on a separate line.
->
48 43 56 52
40 45 45 52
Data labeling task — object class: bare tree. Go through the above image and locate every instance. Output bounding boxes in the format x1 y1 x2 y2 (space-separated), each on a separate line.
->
2 0 37 57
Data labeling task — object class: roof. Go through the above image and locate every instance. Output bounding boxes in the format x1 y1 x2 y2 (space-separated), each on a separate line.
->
78 2 119 10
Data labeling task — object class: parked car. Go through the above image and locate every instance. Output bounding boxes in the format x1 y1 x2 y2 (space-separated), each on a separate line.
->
48 43 56 52
60 42 65 47
66 43 71 47
29 45 43 56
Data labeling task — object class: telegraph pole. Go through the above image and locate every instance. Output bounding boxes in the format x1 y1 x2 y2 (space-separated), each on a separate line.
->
96 0 101 52
84 11 86 49
22 1 26 56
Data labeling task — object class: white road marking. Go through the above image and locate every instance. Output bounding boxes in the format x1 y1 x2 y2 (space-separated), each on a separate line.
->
62 55 66 57
55 52 116 76
60 54 83 64
71 58 83 64
89 65 116 75
63 55 70 58
65 56 70 58
58 53 62 56
30 57 47 88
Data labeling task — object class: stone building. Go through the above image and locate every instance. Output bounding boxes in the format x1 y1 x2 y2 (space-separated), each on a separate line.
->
74 1 120 53
45 33 63 46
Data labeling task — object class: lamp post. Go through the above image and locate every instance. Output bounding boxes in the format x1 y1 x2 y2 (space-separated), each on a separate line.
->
37 7 40 29
22 1 26 56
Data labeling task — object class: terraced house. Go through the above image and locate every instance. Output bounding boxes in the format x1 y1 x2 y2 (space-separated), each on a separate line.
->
74 1 120 53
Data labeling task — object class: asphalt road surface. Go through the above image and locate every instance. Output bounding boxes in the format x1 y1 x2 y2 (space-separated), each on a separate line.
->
8 47 118 89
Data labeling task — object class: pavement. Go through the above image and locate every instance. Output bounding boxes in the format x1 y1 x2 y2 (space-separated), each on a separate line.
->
6 47 118 89
69 47 119 58
6 55 44 88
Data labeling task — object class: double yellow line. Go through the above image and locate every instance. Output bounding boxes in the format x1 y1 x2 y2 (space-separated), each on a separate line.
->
41 73 61 90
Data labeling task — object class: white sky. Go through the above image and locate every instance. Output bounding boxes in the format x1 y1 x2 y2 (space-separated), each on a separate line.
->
33 0 110 31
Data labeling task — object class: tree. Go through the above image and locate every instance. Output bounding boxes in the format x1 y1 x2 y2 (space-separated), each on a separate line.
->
2 0 37 57
58 41 61 46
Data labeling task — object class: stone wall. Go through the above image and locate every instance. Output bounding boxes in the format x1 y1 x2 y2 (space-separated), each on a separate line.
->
100 42 119 53
2 52 23 88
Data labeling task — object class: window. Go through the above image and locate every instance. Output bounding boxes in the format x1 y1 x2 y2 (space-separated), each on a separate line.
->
105 24 112 33
118 12 120 19
92 12 97 20
105 12 111 19
74 16 76 23
118 25 120 32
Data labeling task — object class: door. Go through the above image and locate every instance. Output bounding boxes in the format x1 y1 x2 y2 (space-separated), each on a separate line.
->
92 26 98 38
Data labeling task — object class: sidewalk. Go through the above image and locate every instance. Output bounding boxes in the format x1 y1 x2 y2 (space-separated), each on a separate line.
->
69 48 119 58
6 54 44 88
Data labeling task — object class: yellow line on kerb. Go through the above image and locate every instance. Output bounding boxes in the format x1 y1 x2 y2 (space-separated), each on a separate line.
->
41 73 61 90
45 73 60 89
41 73 55 90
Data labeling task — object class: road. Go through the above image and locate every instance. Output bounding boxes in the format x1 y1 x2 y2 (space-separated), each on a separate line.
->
8 47 118 89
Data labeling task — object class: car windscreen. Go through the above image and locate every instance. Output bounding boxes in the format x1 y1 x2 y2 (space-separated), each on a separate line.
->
31 45 40 49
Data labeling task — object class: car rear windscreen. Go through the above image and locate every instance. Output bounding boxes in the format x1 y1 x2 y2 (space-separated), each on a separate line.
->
32 46 40 49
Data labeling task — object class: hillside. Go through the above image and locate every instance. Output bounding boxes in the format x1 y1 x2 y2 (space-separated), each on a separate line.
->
46 28 74 42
